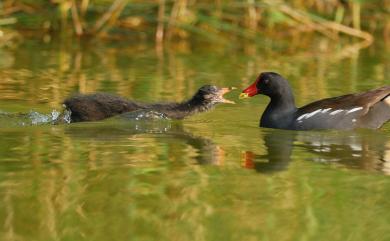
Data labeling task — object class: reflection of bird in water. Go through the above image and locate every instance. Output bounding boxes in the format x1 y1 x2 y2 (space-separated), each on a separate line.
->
242 129 390 175
64 85 235 122
297 131 390 174
242 130 295 173
64 121 225 166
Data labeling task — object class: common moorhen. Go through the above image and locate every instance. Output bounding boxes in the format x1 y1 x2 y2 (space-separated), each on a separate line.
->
240 72 390 130
64 85 235 122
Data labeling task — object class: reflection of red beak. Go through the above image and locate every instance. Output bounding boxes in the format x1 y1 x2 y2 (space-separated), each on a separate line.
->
239 81 259 99
241 151 255 169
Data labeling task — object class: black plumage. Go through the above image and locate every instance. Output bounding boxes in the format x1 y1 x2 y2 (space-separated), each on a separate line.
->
64 85 234 122
240 72 390 130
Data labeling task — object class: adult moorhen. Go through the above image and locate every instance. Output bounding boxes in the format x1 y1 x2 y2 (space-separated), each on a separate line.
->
64 85 235 122
240 72 390 130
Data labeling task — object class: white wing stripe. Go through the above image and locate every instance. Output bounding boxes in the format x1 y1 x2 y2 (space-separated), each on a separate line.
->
296 106 363 123
330 110 344 115
297 113 309 121
305 109 322 119
346 107 363 114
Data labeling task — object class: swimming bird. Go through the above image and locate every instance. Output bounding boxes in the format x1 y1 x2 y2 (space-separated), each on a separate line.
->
240 72 390 130
64 85 235 122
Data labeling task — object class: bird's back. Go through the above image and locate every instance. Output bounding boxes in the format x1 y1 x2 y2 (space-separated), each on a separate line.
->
64 93 142 122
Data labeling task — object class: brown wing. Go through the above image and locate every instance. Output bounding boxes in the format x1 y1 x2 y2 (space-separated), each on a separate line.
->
293 86 390 130
299 86 390 114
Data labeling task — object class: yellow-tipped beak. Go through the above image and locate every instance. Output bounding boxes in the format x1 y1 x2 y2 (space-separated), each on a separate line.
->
239 93 250 99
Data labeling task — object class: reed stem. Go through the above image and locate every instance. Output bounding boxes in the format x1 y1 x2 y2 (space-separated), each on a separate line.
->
156 0 166 44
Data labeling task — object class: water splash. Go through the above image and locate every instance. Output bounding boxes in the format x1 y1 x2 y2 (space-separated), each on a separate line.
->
0 109 170 127
118 110 169 121
113 110 172 133
0 109 72 127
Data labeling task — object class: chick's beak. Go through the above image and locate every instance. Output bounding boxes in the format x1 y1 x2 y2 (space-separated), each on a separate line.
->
218 87 236 104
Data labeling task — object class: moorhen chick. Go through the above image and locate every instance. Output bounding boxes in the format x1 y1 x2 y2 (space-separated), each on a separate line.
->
64 85 235 122
240 72 390 130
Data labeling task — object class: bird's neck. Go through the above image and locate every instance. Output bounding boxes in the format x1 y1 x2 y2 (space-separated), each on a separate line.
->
269 93 296 111
151 97 213 119
181 96 214 114
261 93 297 129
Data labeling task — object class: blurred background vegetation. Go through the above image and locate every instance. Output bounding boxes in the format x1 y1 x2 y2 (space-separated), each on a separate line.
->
0 0 389 107
0 4 389 240
0 0 388 107
0 0 389 47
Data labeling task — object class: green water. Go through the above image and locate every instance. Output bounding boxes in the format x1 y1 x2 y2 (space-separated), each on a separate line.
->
0 38 390 241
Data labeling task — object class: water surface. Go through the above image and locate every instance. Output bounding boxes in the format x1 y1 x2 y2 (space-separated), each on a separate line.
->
0 38 389 241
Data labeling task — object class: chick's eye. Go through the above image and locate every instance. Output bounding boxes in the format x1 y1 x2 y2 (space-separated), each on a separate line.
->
263 79 269 84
